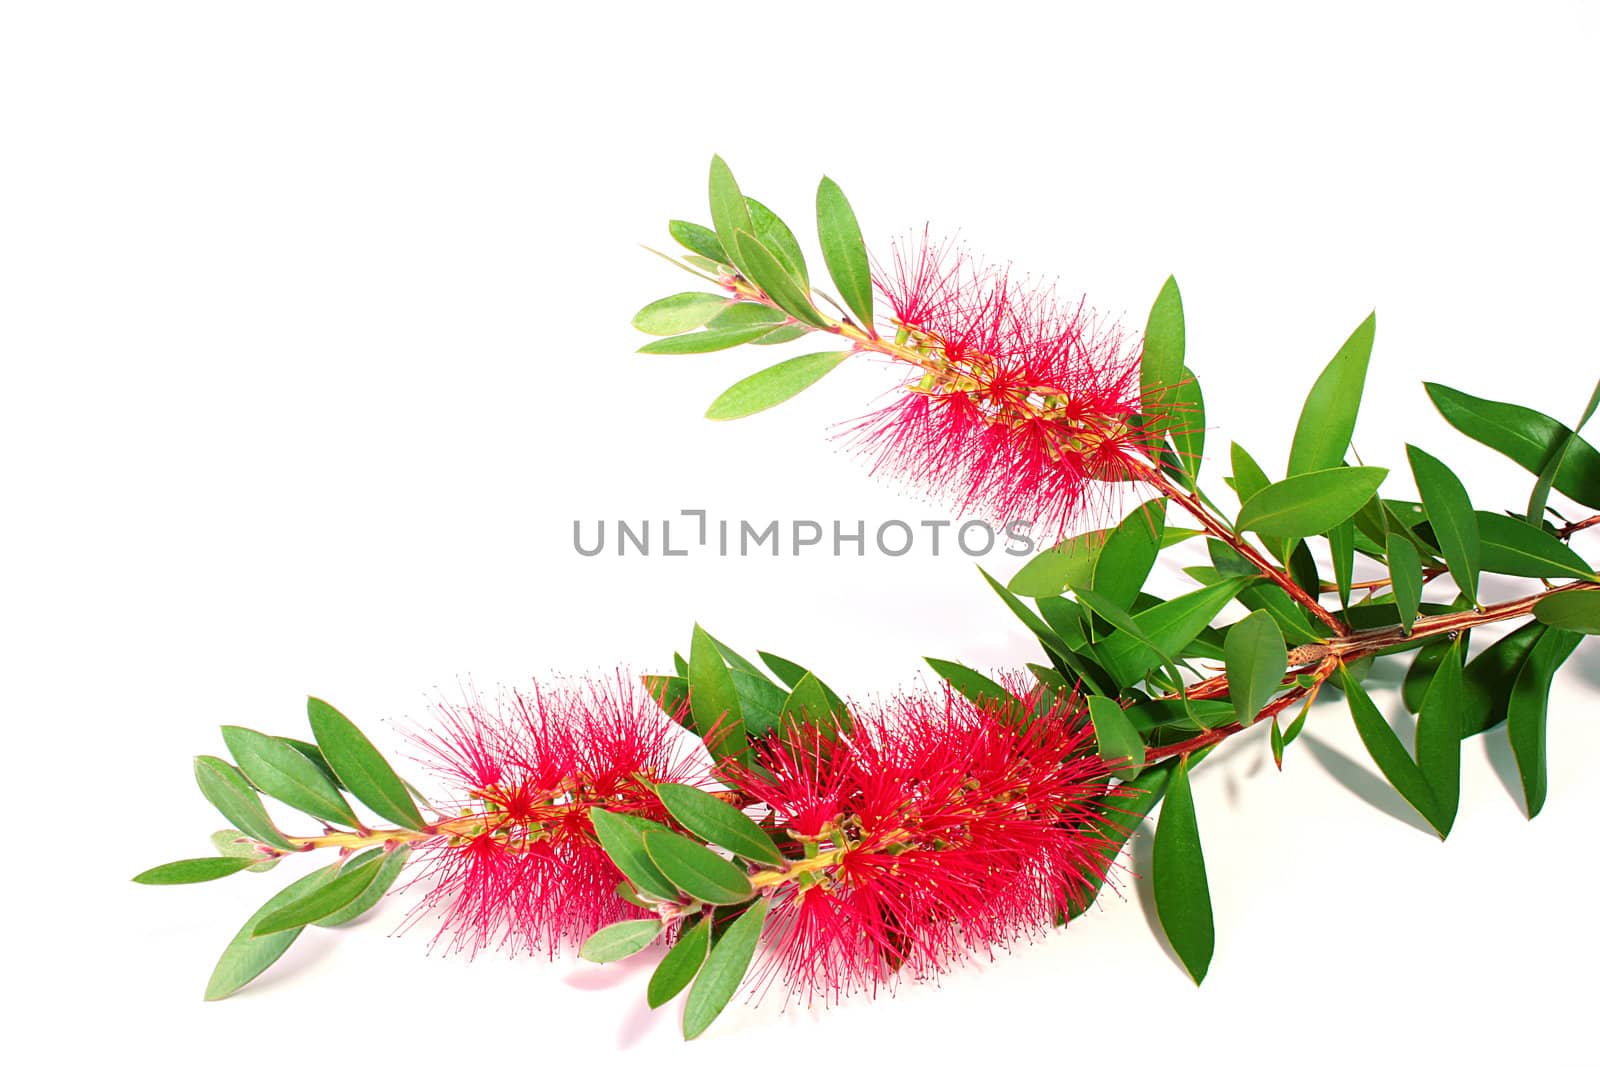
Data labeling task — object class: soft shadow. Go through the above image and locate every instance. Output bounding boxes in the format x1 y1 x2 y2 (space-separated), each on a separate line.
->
561 949 658 992
1480 728 1529 817
1128 828 1185 973
616 991 668 1050
1300 734 1435 836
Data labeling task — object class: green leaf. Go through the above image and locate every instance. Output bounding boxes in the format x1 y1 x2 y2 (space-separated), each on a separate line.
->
1007 527 1110 598
648 916 711 1008
193 756 295 851
307 697 425 831
1533 588 1600 634
204 863 340 1000
749 323 808 346
253 853 388 936
1328 518 1356 609
1476 511 1597 581
1287 312 1376 475
668 220 729 264
589 809 680 901
273 738 342 791
637 323 781 354
1066 761 1173 920
1090 499 1167 614
1167 369 1206 481
689 624 747 762
631 292 729 336
1090 577 1256 686
1343 666 1444 835
223 726 362 829
1140 276 1185 416
1230 442 1271 507
708 156 755 272
1401 633 1467 714
729 669 784 737
1529 377 1600 521
815 177 873 328
1460 621 1550 736
683 897 770 1039
1407 445 1480 606
1507 627 1586 817
1223 610 1288 728
314 845 411 927
704 351 852 420
1236 467 1390 540
211 830 280 873
733 230 829 329
580 918 663 963
745 197 807 286
133 856 264 885
1386 533 1424 637
1425 382 1600 510
656 783 784 867
925 657 1030 721
707 302 788 330
779 671 850 740
1152 755 1213 985
643 831 754 906
1413 639 1464 837
1086 695 1146 775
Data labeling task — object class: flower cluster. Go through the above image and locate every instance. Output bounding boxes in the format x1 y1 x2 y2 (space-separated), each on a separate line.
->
731 684 1118 1002
404 675 702 957
845 236 1151 535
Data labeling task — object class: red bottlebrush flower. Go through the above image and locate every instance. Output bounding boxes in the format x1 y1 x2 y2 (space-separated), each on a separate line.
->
730 682 1120 1002
844 235 1152 536
403 674 702 958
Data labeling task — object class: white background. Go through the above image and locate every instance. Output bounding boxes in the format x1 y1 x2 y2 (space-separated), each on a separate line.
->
5 3 1599 1063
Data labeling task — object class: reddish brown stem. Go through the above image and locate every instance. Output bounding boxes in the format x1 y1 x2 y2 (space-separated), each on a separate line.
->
1558 514 1600 539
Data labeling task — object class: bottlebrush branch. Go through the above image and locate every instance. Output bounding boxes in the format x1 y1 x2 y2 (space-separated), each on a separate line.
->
136 156 1600 1039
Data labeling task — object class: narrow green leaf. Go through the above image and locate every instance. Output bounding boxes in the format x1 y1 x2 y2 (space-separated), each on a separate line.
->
704 351 851 420
1086 695 1145 774
1328 518 1356 609
1386 533 1424 636
1425 381 1600 510
707 156 755 272
1413 640 1463 837
925 657 1032 721
133 856 263 885
631 292 729 336
1091 498 1168 614
1476 511 1597 580
668 220 729 264
1533 587 1600 634
1529 377 1600 521
643 831 754 906
745 197 807 286
1140 276 1185 415
1152 756 1213 985
273 738 342 791
637 323 780 354
656 783 784 867
648 916 711 1008
193 756 295 851
253 853 387 936
580 918 663 963
815 176 873 328
211 830 280 873
589 809 680 901
707 302 787 330
204 864 340 1000
689 624 747 762
1223 610 1288 728
223 726 361 829
1288 312 1376 475
1343 667 1443 835
1507 627 1586 817
733 230 829 329
729 669 784 737
1236 467 1389 540
683 897 770 1039
307 697 425 831
749 323 808 346
1167 369 1206 481
1461 621 1550 736
1090 577 1256 686
1230 442 1271 507
1066 762 1173 920
1407 445 1480 606
314 845 411 927
779 671 851 740
1008 526 1110 598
